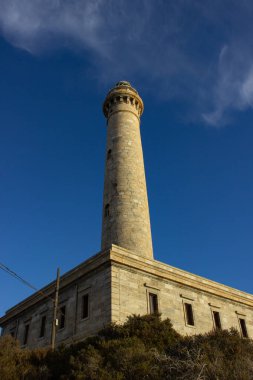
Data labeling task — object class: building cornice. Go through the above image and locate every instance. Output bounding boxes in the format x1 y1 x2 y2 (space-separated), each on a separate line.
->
109 245 253 308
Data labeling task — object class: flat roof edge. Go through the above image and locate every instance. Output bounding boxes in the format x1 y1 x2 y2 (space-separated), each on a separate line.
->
109 245 253 307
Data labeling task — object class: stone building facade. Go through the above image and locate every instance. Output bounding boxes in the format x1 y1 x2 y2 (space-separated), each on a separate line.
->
1 82 253 348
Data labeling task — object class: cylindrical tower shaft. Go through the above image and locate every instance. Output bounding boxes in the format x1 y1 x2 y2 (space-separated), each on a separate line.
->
101 81 153 259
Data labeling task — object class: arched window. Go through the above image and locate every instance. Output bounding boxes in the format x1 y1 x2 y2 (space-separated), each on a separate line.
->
104 204 110 217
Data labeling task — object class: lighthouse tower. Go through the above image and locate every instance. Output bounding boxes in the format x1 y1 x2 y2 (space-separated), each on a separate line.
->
101 81 153 259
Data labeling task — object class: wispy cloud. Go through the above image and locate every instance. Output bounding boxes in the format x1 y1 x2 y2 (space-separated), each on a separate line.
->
0 0 253 126
202 44 253 126
0 0 106 54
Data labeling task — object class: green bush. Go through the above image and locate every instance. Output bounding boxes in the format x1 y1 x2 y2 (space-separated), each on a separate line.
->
1 315 253 379
0 335 49 380
99 314 180 351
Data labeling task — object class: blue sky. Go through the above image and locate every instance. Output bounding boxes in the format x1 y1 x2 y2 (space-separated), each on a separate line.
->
0 0 253 316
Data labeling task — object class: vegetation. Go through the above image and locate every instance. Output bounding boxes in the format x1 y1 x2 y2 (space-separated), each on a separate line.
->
1 314 253 379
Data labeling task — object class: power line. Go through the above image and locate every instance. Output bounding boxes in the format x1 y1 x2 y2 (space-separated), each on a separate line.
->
1 262 63 349
0 262 55 303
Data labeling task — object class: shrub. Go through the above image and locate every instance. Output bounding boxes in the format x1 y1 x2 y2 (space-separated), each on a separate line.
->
1 315 253 379
0 335 49 379
99 313 180 351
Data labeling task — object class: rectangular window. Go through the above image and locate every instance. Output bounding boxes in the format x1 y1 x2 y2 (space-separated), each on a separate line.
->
59 306 66 330
23 324 30 345
149 293 158 314
184 303 194 326
239 318 248 338
39 315 47 338
213 311 222 330
81 294 89 319
9 329 15 338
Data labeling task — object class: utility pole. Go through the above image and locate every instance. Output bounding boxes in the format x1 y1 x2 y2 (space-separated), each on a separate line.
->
51 267 60 350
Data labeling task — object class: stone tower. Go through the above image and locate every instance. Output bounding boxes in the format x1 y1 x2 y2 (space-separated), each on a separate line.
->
101 81 153 259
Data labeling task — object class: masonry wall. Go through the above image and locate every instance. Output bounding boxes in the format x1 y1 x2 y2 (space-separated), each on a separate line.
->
111 263 253 337
2 264 111 349
2 251 253 348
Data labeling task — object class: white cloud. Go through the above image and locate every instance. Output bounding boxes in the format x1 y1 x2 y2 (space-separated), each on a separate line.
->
202 44 253 126
240 69 253 107
1 0 253 126
0 0 105 54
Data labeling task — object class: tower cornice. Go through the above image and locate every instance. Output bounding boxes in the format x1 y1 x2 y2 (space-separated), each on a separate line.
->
103 81 144 119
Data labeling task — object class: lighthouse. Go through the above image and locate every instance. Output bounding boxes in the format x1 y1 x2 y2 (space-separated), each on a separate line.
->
101 81 153 259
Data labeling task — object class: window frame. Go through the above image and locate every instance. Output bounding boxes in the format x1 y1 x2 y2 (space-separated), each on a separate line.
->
81 293 89 320
239 317 248 338
23 323 30 346
39 315 47 338
212 310 222 330
104 204 110 217
107 149 112 160
144 285 160 315
148 292 159 314
183 302 195 327
58 305 66 330
9 328 16 338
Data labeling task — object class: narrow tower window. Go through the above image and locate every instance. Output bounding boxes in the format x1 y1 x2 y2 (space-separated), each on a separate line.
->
107 149 112 160
213 311 222 330
239 318 248 338
184 303 195 326
149 293 158 314
39 315 47 338
81 294 89 319
23 323 30 345
104 204 110 217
